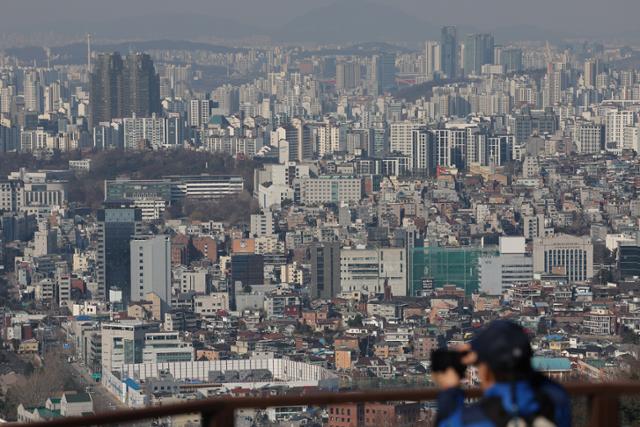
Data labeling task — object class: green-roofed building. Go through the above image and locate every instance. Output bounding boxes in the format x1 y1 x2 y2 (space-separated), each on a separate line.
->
532 356 572 381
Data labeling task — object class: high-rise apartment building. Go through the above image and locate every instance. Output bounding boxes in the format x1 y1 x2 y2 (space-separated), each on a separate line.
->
23 70 42 114
605 109 635 153
390 122 419 158
425 41 441 77
411 128 437 176
336 61 361 91
188 99 217 128
583 59 598 89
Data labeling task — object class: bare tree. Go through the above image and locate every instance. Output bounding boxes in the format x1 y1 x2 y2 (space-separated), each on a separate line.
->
4 352 74 417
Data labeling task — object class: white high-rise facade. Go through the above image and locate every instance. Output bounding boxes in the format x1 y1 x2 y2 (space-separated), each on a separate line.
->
425 41 441 78
130 235 171 307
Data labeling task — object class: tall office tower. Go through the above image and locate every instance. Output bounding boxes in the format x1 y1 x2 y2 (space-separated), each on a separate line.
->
411 128 437 176
533 234 594 282
96 202 143 301
123 53 161 118
90 53 124 127
130 235 171 308
23 70 42 114
309 242 341 299
375 53 396 92
618 234 640 279
90 52 160 127
583 59 597 88
440 26 458 79
463 33 494 76
425 41 441 77
369 125 389 158
500 48 523 73
0 124 19 152
335 61 361 91
165 115 184 146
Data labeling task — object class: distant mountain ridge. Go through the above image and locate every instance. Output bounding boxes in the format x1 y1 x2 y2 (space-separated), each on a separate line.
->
271 0 438 43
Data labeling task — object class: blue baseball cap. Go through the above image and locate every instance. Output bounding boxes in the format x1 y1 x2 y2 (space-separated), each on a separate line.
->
470 320 533 373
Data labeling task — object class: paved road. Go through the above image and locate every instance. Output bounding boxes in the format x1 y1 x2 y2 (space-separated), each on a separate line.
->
69 361 125 413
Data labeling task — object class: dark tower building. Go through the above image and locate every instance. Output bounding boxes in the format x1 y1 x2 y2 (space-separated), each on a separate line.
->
440 26 459 79
90 52 160 127
89 53 124 128
375 52 397 92
96 201 143 303
123 53 161 118
230 254 265 288
309 242 341 299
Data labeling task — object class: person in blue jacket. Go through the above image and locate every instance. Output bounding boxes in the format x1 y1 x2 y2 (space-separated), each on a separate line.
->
432 320 571 427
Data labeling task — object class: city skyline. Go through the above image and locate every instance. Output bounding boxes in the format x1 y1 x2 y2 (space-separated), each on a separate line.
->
2 2 640 424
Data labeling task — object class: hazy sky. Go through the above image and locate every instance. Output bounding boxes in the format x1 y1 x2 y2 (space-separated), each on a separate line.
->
1 0 640 41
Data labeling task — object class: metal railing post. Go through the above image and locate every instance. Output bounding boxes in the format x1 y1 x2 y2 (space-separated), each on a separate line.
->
201 405 234 427
589 394 620 427
211 409 235 427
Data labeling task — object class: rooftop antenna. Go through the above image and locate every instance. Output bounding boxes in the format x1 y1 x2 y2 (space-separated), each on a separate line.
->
87 33 92 72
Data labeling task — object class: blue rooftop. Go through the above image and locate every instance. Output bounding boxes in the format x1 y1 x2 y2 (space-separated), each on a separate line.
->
125 378 141 391
544 334 566 341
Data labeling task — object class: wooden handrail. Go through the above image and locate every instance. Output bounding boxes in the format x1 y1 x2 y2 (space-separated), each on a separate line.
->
12 382 640 427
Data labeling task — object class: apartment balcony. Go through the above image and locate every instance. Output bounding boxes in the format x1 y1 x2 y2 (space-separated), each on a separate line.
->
11 382 640 427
